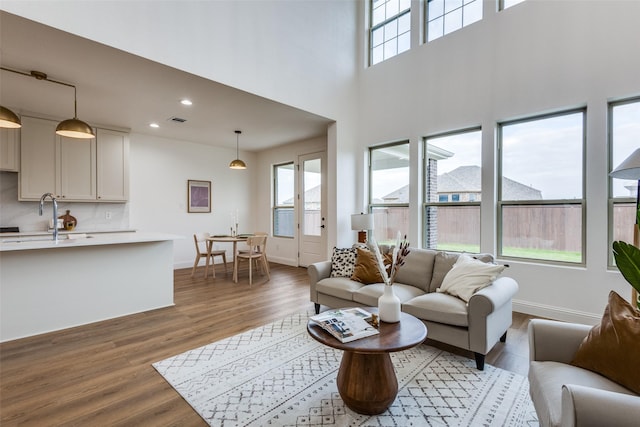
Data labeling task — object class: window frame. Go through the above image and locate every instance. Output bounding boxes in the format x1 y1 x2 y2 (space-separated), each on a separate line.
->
368 140 411 241
369 0 411 66
272 161 295 238
608 96 640 267
497 108 587 266
425 0 483 43
422 127 482 252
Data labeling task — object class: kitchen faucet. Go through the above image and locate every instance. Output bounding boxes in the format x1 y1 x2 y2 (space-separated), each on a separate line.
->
39 192 58 242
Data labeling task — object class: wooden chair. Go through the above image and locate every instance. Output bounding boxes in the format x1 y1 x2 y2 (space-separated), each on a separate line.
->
191 233 227 278
234 234 269 286
238 231 270 274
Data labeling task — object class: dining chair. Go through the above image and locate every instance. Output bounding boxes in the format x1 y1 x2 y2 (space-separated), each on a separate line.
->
191 233 227 278
234 234 270 286
237 231 270 274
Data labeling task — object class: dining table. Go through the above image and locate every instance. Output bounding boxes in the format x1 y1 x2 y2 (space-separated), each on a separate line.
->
205 235 251 281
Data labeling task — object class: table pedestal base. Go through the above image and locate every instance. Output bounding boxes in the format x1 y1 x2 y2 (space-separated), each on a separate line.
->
336 351 398 415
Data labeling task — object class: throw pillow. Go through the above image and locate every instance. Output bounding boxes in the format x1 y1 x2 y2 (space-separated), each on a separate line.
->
430 251 461 292
330 247 357 278
436 253 506 302
570 290 640 394
351 248 385 284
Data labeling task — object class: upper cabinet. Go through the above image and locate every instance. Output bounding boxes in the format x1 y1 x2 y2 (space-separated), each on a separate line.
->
96 128 129 202
19 116 129 202
0 127 20 172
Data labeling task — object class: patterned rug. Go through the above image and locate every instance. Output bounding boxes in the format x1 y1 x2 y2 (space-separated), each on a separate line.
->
153 312 539 426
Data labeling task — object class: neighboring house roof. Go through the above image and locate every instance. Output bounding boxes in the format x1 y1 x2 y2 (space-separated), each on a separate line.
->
283 184 321 205
376 165 542 203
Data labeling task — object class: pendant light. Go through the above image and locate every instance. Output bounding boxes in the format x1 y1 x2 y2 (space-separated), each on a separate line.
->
0 106 22 128
229 130 247 169
0 67 95 139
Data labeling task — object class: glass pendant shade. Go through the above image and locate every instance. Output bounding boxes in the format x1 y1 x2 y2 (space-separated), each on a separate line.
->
0 106 22 128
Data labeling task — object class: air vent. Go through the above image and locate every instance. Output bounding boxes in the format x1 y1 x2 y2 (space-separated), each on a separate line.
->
168 116 187 123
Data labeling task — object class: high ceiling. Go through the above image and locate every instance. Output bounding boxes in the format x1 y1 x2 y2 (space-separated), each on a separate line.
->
0 11 332 151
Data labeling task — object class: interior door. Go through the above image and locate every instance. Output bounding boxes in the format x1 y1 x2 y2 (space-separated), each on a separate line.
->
299 152 327 267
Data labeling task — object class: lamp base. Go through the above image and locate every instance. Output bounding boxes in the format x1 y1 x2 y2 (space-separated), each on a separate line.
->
358 231 367 244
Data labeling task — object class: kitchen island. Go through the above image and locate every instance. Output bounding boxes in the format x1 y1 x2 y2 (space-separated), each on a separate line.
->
0 232 181 342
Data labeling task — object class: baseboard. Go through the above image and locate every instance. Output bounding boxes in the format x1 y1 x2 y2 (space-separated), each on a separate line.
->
513 299 601 325
174 257 299 270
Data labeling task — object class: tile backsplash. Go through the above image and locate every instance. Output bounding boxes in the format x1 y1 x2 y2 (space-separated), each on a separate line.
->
0 172 130 232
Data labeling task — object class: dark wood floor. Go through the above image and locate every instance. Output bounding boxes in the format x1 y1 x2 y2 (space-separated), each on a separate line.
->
0 263 534 426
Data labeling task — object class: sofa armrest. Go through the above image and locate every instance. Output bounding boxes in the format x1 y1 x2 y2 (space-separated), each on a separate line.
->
468 276 519 316
561 384 640 427
308 260 332 303
528 319 592 364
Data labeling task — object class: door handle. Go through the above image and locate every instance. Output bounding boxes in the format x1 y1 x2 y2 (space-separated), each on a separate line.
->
320 225 325 228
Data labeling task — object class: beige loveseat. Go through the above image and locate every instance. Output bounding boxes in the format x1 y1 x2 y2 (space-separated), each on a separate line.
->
528 319 640 427
308 247 519 370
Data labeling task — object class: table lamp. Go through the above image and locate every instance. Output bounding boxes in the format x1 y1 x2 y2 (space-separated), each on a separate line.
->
610 147 640 305
351 213 374 243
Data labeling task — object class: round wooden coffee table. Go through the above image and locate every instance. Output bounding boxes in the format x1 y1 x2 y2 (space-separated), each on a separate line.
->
307 308 427 415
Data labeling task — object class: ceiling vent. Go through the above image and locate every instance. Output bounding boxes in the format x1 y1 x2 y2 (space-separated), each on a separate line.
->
168 116 187 123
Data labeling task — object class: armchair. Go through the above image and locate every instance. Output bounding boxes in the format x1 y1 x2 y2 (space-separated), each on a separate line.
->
528 319 640 427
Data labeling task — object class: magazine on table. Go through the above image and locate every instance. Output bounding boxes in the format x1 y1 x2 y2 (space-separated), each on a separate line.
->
310 308 379 343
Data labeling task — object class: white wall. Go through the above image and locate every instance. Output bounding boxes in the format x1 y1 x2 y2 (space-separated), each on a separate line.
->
129 133 256 268
1 0 362 258
356 0 640 323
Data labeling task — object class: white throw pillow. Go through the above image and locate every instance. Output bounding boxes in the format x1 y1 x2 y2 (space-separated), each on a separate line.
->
436 253 506 302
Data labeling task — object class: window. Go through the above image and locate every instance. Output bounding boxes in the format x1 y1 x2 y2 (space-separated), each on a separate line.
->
273 162 295 237
370 141 410 243
423 129 481 252
609 98 640 265
500 0 526 11
427 0 483 42
370 0 411 65
498 110 585 264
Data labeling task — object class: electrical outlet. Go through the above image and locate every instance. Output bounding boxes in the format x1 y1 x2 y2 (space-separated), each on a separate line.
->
105 211 112 220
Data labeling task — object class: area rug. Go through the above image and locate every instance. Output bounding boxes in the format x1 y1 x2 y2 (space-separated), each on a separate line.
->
153 312 539 426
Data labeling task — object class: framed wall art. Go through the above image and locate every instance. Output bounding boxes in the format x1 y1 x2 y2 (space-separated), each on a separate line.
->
187 180 211 213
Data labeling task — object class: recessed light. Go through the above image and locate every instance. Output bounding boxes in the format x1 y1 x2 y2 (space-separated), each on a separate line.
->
149 123 159 128
180 99 192 106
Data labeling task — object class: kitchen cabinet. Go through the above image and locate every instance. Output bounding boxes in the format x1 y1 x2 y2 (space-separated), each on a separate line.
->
96 128 129 202
0 127 20 172
19 116 129 202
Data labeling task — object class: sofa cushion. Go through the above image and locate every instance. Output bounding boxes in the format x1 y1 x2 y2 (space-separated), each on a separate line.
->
529 360 636 427
430 251 495 293
571 290 640 394
351 248 385 284
330 247 357 278
436 254 505 302
352 283 425 307
316 277 364 301
392 248 436 292
402 293 469 327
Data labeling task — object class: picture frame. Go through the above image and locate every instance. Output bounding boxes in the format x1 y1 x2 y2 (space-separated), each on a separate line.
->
187 180 211 213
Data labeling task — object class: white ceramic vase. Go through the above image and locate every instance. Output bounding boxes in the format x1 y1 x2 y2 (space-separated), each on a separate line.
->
378 285 401 323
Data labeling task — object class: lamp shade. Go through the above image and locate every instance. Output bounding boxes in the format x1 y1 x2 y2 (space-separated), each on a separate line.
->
56 118 95 139
0 106 21 128
610 148 640 180
351 213 374 231
229 158 247 169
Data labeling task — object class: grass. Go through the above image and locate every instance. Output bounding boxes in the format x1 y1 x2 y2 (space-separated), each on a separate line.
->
436 243 582 263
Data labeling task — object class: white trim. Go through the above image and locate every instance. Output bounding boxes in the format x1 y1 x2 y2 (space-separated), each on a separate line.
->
513 299 601 326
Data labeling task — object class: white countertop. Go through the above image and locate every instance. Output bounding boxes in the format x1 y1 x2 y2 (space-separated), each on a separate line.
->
0 231 183 252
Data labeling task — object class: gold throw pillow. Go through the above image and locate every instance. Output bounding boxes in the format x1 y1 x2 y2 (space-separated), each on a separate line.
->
351 248 386 284
571 290 640 394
